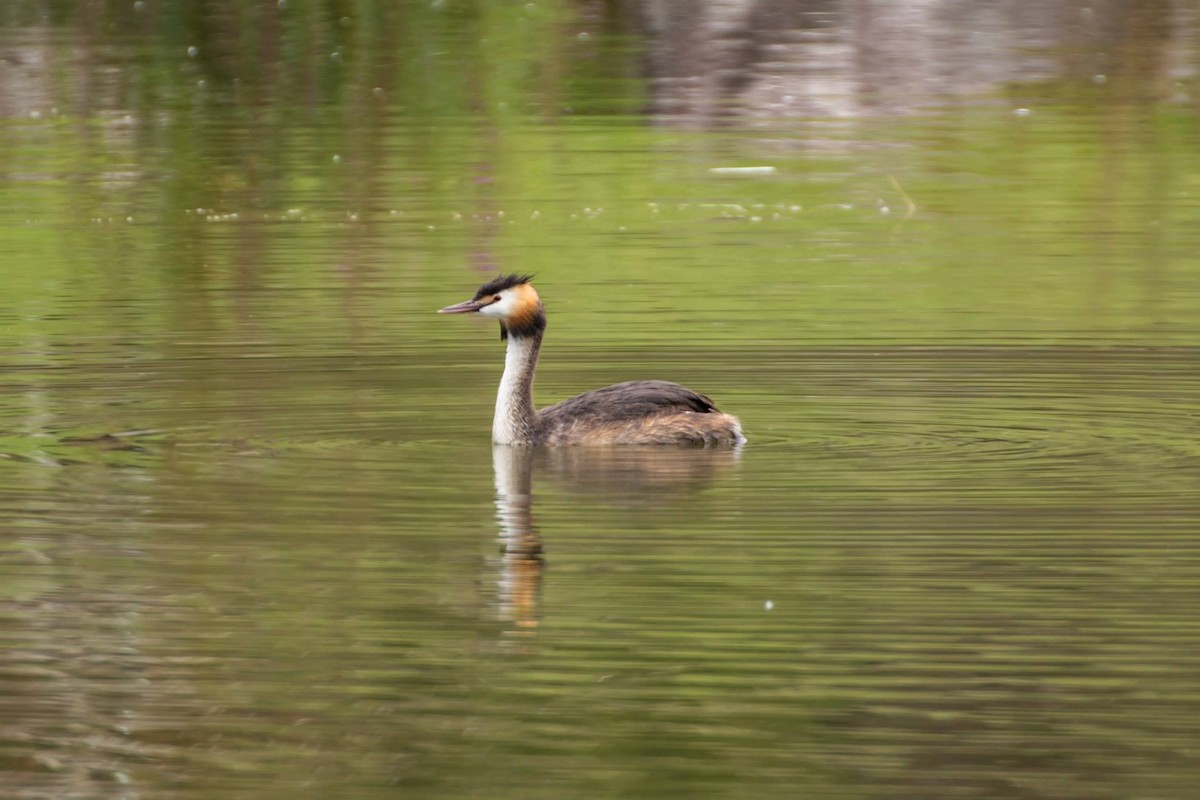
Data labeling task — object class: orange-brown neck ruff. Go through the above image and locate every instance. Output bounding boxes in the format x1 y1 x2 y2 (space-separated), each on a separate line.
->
501 284 546 341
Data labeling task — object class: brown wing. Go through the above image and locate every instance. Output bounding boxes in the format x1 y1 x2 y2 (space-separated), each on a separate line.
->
537 380 721 426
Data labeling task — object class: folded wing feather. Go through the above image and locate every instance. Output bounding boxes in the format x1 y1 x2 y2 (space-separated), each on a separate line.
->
537 380 720 424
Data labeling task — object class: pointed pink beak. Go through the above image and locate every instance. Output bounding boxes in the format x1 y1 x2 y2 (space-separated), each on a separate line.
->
438 298 486 314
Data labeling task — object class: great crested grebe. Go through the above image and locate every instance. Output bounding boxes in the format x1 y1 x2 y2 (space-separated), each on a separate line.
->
438 274 745 446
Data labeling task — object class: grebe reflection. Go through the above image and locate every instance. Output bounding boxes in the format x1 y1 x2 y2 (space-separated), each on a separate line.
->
489 445 742 635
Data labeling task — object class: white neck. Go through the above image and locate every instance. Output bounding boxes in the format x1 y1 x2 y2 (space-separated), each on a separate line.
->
493 334 539 444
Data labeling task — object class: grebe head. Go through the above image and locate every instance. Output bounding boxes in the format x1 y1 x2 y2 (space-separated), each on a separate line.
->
438 273 546 340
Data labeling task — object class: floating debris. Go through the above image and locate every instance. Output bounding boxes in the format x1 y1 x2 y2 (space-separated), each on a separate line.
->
709 166 777 175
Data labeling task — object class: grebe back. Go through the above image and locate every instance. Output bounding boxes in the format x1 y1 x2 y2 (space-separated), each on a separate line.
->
438 274 745 446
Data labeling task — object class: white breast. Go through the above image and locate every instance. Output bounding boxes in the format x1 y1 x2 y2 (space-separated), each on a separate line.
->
493 336 535 444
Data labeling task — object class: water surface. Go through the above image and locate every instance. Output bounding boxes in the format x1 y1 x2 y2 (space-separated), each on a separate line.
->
2 3 1199 799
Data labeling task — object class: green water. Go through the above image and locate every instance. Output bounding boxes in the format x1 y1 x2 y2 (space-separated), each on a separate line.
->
2 3 1199 799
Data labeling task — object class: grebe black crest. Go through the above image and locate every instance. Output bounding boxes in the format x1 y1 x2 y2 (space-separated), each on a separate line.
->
438 274 745 446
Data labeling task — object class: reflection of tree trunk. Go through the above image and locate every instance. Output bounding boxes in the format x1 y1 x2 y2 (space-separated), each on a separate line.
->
1112 0 1173 104
465 10 502 277
334 5 400 345
1097 0 1174 340
256 0 280 101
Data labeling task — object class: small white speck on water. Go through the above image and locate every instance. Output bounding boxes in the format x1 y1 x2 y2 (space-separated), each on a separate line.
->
29 110 40 119
764 600 774 611
618 226 626 232
530 210 541 220
710 166 776 175
187 46 198 58
1014 107 1031 117
880 206 891 215
278 0 287 8
332 154 341 164
451 212 462 221
427 224 436 231
196 79 206 89
1092 74 1107 85
578 32 590 41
